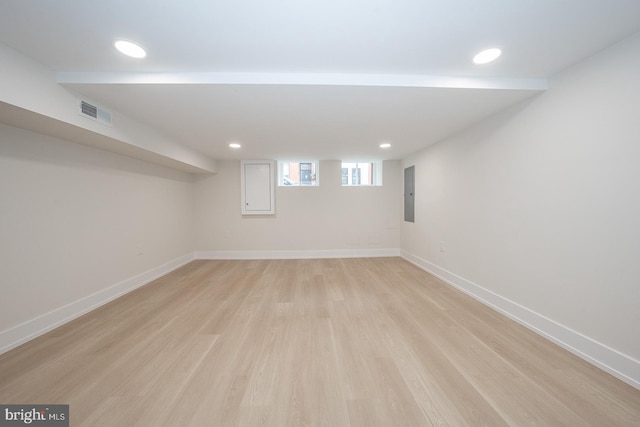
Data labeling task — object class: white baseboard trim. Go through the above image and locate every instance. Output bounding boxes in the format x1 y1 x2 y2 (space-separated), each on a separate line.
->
400 250 640 391
196 248 401 260
0 252 195 355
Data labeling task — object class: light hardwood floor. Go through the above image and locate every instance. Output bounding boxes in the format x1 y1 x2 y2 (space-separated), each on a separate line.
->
1 258 639 426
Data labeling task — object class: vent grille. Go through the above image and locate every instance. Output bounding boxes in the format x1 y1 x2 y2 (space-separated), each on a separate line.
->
79 99 113 126
80 100 97 118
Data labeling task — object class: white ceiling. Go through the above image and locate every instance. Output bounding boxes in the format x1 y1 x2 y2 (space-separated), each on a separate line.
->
1 0 639 161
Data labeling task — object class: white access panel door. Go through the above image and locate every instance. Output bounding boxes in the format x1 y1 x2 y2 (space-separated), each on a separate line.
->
241 160 275 215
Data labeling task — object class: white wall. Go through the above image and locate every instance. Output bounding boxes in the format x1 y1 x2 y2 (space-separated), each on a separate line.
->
193 159 401 255
401 33 640 386
0 124 195 351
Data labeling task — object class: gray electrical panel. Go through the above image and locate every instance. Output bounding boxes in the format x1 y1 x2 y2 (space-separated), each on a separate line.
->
404 166 415 222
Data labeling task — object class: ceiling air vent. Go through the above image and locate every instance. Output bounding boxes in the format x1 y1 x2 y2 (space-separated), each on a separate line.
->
79 99 113 126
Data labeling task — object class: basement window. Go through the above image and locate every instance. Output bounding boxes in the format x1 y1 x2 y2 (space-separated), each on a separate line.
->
341 162 382 186
278 161 319 186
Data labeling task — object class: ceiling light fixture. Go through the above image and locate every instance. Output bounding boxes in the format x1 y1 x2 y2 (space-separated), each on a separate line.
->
473 48 502 65
229 143 241 149
379 143 391 148
114 40 147 58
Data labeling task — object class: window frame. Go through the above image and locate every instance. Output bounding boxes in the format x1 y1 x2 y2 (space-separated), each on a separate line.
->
277 161 320 186
341 161 382 186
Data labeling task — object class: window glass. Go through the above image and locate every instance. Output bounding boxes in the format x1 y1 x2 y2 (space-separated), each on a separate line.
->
278 161 319 186
341 162 381 186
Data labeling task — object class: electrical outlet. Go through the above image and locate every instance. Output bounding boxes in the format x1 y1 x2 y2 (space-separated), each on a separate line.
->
223 231 230 239
136 244 143 256
439 241 445 253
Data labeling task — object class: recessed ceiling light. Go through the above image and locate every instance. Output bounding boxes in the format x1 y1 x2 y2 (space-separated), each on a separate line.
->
229 143 241 149
114 40 146 58
380 143 391 148
473 48 502 65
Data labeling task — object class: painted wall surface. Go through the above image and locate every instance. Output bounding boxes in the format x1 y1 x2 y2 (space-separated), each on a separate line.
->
0 124 195 331
401 33 640 361
193 159 401 252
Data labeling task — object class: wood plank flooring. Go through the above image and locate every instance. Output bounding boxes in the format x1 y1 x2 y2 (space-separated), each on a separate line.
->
1 258 639 426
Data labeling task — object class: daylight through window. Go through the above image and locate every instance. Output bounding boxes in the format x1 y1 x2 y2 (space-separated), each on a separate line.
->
278 161 318 186
341 162 381 186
